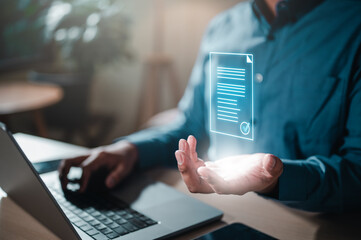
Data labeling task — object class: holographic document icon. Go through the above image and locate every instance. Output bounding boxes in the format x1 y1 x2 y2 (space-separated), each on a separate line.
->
209 52 254 140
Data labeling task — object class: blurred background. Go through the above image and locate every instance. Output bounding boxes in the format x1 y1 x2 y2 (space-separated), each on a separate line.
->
0 0 241 147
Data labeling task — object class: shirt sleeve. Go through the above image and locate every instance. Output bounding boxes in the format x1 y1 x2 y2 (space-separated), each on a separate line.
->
277 52 361 212
123 28 213 169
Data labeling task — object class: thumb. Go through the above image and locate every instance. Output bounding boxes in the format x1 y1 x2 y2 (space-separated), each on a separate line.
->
106 164 125 189
262 154 283 178
197 166 228 194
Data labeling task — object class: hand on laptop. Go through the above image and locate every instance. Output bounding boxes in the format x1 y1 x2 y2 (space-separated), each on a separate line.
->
58 141 138 192
175 136 283 195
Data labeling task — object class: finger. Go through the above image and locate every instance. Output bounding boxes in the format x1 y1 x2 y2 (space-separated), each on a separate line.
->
175 150 212 193
262 154 283 179
179 138 192 162
79 167 92 193
105 163 127 189
175 150 187 172
58 156 87 178
78 154 104 192
197 166 229 194
187 135 198 162
178 139 187 152
179 139 190 157
58 156 87 190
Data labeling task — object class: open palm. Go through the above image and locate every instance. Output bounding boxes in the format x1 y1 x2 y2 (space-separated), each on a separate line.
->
175 136 283 195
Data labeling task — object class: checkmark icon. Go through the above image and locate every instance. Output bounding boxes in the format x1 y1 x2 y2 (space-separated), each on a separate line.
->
240 122 250 135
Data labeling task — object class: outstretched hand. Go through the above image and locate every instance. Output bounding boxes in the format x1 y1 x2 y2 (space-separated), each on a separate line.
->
175 136 283 195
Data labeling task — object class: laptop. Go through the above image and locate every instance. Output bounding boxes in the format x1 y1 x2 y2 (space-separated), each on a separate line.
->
0 123 223 240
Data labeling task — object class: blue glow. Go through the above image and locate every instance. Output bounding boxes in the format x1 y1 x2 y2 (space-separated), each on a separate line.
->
210 52 254 141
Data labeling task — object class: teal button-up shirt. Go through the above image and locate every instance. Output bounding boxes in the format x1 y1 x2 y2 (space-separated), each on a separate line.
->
125 0 361 212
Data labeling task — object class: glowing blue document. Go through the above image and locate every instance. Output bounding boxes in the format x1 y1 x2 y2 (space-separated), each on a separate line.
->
209 52 254 140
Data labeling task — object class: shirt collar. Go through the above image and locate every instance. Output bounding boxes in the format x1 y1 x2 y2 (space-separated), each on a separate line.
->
252 0 325 35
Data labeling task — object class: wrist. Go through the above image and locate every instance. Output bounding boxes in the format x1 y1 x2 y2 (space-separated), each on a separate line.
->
257 179 279 198
122 141 139 164
106 140 139 164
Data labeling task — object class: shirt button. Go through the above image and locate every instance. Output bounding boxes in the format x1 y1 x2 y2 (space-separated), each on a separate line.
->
255 73 263 83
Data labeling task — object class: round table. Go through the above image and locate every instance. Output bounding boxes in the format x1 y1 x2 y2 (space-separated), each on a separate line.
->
0 81 63 137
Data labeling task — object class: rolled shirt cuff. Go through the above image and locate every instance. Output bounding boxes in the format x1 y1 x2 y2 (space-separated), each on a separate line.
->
278 159 308 202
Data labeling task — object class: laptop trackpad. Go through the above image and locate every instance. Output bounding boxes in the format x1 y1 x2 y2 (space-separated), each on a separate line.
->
111 173 184 210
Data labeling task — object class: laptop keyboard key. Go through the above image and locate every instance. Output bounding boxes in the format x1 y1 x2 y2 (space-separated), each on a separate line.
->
74 220 87 227
122 213 133 220
122 223 138 232
105 212 115 217
129 219 147 228
108 222 119 229
110 215 121 221
90 211 101 217
95 223 107 231
115 218 127 225
83 215 94 222
80 224 93 232
92 233 108 240
74 209 83 215
146 219 157 226
102 218 113 225
113 226 129 235
96 215 107 221
106 232 120 239
85 207 96 214
49 186 157 239
79 212 89 218
100 228 113 235
89 219 101 226
86 228 100 236
115 210 127 216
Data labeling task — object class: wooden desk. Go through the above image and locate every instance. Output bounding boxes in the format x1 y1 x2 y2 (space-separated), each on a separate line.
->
0 82 63 137
0 135 360 240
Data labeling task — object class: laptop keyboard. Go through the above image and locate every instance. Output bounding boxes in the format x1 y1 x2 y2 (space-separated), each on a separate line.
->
49 186 157 240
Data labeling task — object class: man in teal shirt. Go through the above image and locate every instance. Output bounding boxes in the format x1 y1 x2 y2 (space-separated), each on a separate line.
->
60 0 361 212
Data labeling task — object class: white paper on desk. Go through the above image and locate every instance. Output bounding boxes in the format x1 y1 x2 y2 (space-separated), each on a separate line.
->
14 133 89 163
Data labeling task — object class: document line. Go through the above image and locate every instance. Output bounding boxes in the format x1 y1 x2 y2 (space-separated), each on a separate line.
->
217 88 245 94
217 69 245 74
217 114 238 119
217 97 237 102
217 101 237 106
217 117 238 123
217 67 245 71
218 73 245 77
217 85 245 90
218 83 246 88
217 92 245 97
218 105 241 111
218 76 245 81
218 110 238 115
